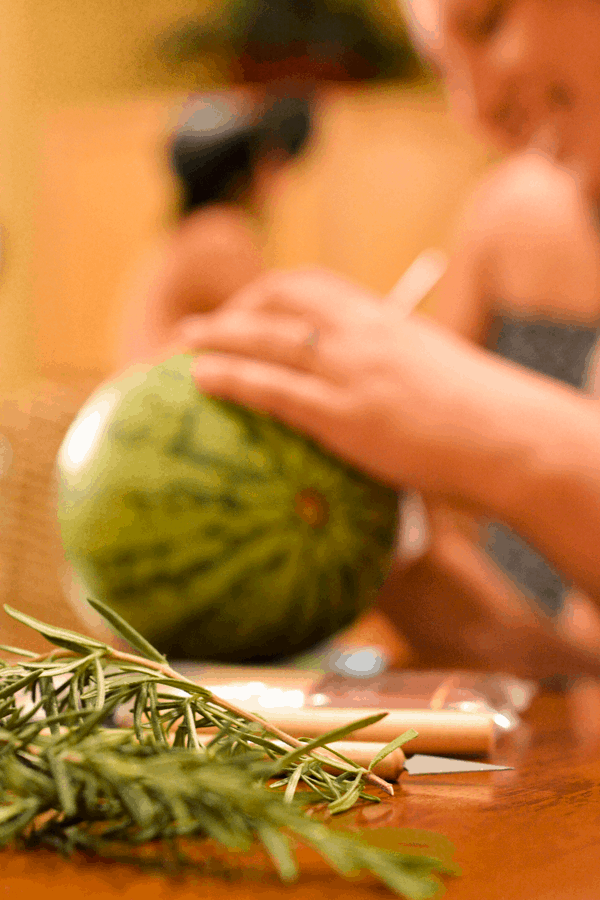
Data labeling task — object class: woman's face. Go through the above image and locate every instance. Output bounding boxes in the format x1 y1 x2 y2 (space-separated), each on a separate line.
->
404 0 600 201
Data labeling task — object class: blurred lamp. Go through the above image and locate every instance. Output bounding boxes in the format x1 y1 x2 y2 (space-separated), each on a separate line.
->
156 0 428 86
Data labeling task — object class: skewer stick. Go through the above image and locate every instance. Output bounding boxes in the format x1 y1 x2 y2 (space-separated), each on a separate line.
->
198 707 495 757
388 248 447 314
389 249 448 562
262 707 495 756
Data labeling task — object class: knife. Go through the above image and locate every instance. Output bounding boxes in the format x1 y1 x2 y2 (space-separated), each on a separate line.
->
404 754 514 775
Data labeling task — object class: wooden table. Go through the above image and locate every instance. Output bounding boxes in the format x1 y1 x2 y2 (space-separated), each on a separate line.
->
3 683 600 900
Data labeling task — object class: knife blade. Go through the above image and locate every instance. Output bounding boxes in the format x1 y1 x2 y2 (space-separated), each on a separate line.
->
404 754 514 775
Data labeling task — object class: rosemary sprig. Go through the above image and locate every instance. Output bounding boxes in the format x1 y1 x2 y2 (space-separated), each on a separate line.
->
0 601 460 897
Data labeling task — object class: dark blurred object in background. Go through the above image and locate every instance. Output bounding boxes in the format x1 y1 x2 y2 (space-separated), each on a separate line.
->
170 93 313 211
163 1 429 212
156 0 428 86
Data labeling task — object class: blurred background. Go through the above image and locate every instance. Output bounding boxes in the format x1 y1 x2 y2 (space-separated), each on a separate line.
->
0 0 497 655
0 0 496 391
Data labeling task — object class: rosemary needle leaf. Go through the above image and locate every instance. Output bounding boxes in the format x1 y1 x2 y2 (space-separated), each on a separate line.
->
93 657 106 711
368 729 420 771
359 847 444 900
255 822 299 883
46 753 77 818
0 670 40 702
133 683 148 744
0 801 31 826
183 701 201 750
58 693 130 745
327 773 364 815
85 597 167 664
3 606 107 655
0 645 39 659
283 761 307 805
18 653 101 677
147 683 168 747
269 712 389 772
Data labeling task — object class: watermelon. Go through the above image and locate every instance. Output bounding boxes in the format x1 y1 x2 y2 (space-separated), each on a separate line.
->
56 354 399 662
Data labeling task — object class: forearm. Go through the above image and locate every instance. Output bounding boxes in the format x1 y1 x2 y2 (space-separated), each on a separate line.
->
376 509 600 679
415 325 600 602
497 389 600 603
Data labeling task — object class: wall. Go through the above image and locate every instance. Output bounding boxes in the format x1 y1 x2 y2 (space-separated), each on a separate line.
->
0 1 494 389
0 0 218 391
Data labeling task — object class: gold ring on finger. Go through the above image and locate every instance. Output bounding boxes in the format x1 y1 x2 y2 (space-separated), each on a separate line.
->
302 327 320 353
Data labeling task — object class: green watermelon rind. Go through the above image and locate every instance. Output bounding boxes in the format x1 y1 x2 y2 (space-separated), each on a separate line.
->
57 354 399 662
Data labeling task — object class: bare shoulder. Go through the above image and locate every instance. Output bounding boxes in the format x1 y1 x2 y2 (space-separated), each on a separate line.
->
466 152 599 259
438 152 600 333
467 151 587 217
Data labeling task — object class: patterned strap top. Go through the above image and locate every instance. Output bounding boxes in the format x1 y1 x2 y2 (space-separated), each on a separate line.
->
483 316 600 617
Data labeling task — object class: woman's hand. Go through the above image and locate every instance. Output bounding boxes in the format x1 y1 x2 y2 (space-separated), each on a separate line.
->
180 265 488 495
